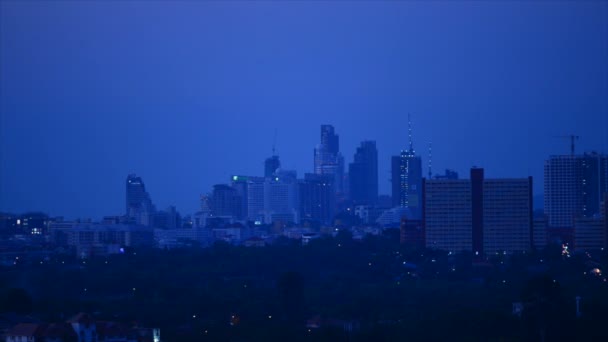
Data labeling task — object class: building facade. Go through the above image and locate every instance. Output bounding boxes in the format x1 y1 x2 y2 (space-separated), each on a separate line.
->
314 125 344 195
126 174 155 226
299 173 335 225
425 168 533 255
391 118 423 219
210 184 242 219
483 177 533 255
349 141 378 205
425 179 472 253
264 155 281 178
544 153 608 228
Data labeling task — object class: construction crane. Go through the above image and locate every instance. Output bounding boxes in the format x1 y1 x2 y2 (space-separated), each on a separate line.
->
554 134 579 156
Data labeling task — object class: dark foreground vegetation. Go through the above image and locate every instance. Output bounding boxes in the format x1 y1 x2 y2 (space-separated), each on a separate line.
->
1 229 608 341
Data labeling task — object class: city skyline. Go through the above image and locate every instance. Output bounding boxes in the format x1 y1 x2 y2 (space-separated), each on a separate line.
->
1 1 607 219
2 3 608 341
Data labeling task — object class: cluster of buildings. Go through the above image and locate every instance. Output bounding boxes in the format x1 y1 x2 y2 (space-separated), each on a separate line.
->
0 124 607 257
401 152 608 256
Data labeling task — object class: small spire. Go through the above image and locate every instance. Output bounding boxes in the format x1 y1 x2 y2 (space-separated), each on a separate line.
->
408 113 413 153
428 142 432 179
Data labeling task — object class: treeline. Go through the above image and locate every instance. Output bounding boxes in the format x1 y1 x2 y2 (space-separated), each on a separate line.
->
1 230 608 341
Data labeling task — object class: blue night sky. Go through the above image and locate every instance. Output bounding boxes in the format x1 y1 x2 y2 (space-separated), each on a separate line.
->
1 1 607 219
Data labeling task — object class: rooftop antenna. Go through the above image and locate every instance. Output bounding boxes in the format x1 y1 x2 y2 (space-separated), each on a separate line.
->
428 142 432 179
569 134 579 156
408 113 414 153
554 134 580 156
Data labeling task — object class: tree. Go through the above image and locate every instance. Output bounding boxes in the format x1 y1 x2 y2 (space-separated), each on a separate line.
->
521 275 573 341
277 271 305 326
1 288 33 314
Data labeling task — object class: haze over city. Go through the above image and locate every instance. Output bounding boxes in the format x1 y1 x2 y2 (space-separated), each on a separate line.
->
1 1 607 219
3 2 608 342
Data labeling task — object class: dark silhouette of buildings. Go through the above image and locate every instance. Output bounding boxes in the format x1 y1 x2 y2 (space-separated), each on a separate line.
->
349 141 378 205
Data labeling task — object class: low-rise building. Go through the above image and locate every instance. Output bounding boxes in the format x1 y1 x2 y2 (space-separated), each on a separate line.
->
5 313 159 342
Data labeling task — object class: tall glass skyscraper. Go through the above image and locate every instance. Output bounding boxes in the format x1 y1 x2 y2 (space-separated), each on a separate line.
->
391 118 422 219
314 125 344 194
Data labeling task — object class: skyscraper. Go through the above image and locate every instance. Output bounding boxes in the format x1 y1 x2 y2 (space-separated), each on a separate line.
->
246 176 266 223
264 155 281 178
231 175 249 220
321 124 339 155
126 174 155 225
349 140 378 205
314 125 344 194
391 117 422 219
544 152 608 228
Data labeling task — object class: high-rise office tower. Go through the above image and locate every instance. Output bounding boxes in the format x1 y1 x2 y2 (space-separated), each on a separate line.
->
299 173 335 225
231 175 249 220
126 174 155 225
425 179 472 253
425 168 533 255
544 152 608 228
264 155 281 178
321 124 338 154
314 125 344 194
482 175 533 255
349 141 378 205
246 177 267 223
391 117 422 219
264 175 299 224
237 174 299 224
